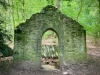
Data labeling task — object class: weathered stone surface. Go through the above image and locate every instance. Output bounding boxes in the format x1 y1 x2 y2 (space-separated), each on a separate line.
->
14 5 86 70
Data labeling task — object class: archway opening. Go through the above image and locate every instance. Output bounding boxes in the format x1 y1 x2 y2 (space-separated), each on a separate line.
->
41 29 59 70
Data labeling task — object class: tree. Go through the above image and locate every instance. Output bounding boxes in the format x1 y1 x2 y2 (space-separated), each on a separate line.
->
55 0 60 9
0 0 13 57
0 29 13 57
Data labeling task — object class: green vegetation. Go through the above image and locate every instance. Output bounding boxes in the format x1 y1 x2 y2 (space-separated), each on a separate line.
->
0 0 100 57
42 30 58 58
0 0 100 42
42 30 54 39
0 28 13 57
0 0 13 57
42 45 58 58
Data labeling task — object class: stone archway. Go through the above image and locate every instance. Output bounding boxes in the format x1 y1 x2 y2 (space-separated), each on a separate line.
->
14 5 86 70
36 28 64 70
41 29 59 69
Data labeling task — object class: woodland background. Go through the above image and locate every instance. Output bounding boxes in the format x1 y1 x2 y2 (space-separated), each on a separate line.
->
0 0 100 56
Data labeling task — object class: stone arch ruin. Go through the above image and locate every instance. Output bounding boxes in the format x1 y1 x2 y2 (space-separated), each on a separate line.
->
14 5 87 70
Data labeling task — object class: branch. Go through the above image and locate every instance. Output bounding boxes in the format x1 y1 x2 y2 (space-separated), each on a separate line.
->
76 0 83 22
55 0 60 9
21 0 25 21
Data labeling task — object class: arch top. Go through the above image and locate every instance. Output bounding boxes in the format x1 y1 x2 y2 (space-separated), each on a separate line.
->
37 27 60 40
42 28 58 35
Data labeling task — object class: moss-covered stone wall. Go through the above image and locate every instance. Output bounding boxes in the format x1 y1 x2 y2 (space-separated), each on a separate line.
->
14 5 86 69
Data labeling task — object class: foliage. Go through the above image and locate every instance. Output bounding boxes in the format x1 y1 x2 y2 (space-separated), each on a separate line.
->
42 45 58 58
0 0 100 43
0 0 99 59
0 0 13 57
0 29 13 57
42 30 58 58
0 0 8 10
43 30 54 39
60 0 100 42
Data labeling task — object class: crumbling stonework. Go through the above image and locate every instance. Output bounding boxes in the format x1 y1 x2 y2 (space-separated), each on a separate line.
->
14 5 86 70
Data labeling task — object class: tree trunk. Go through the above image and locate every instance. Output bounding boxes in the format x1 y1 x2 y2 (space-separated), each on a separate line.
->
98 0 100 9
76 0 83 22
21 0 25 21
55 0 60 9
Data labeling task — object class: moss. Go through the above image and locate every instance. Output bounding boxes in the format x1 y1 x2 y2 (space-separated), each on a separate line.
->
14 5 86 69
65 52 87 61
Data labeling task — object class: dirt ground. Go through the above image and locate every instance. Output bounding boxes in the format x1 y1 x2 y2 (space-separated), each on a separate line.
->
0 36 100 75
